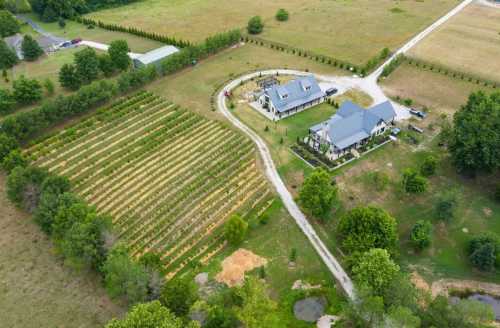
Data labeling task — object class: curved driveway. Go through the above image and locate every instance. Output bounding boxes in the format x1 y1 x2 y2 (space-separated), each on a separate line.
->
217 71 355 299
219 0 474 301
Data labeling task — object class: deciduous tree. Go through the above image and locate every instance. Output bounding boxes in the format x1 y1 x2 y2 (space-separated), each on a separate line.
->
275 8 289 21
338 206 398 255
247 16 264 34
12 75 42 104
299 168 338 219
351 248 400 295
449 91 500 173
160 277 197 317
108 39 130 71
0 88 15 113
235 277 280 328
0 10 19 37
59 63 81 90
74 47 100 84
402 168 427 193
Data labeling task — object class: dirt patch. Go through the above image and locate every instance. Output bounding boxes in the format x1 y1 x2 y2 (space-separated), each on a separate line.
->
431 279 500 298
483 207 493 217
411 271 431 294
215 248 267 287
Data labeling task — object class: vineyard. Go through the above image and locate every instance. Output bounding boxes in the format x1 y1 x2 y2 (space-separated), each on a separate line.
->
26 91 272 277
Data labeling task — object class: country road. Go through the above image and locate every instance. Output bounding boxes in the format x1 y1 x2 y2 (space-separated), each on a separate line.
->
216 0 473 300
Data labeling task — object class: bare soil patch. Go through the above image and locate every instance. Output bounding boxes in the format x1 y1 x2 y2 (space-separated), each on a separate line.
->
215 248 267 287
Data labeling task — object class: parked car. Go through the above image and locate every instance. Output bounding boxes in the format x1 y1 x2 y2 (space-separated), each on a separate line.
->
409 124 424 134
59 41 72 48
325 88 338 96
391 127 401 136
409 109 427 119
71 38 82 44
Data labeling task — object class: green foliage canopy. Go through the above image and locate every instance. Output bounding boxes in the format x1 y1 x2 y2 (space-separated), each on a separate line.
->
247 16 264 34
410 220 432 251
0 10 20 37
352 248 400 295
224 214 248 245
338 206 398 255
21 35 44 61
299 168 338 219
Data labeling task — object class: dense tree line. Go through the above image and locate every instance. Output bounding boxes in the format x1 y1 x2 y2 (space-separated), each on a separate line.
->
29 0 140 22
0 9 20 37
60 41 130 90
0 39 19 69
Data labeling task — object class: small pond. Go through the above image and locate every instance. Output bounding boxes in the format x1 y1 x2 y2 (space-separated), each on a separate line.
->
450 293 500 321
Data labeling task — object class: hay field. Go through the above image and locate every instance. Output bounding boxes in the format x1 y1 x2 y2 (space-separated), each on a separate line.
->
409 4 500 82
88 0 457 65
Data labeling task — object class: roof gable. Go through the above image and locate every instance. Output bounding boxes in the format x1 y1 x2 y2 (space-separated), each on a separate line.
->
266 76 324 113
316 101 396 149
136 45 180 65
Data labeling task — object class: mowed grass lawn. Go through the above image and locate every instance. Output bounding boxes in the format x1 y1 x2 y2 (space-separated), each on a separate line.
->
409 3 500 82
146 43 346 119
0 174 124 328
380 62 497 114
88 0 458 65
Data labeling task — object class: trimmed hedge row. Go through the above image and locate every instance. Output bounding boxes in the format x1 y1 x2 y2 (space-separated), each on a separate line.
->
75 17 192 48
244 35 392 76
406 57 499 89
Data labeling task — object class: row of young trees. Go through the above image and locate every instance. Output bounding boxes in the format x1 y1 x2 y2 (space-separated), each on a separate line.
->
0 75 55 113
75 17 192 48
59 40 130 90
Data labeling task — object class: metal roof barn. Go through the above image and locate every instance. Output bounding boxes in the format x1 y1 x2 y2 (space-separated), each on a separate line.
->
133 45 180 69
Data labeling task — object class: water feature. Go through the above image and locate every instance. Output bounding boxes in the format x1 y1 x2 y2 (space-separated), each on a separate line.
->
450 293 500 321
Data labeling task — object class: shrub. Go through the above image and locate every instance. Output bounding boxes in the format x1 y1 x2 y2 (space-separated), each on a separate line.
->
275 8 289 21
420 155 438 176
410 220 432 251
2 149 28 173
0 88 15 113
247 16 264 34
160 277 197 317
468 232 500 272
401 168 427 193
435 191 458 222
224 214 248 245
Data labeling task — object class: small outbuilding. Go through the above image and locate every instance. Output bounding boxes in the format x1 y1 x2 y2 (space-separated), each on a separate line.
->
133 45 180 70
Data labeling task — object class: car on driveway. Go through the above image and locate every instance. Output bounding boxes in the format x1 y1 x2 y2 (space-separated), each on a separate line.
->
325 88 338 96
409 109 427 119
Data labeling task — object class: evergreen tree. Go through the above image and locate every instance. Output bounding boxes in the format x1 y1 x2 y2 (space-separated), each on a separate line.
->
21 35 44 61
0 39 18 69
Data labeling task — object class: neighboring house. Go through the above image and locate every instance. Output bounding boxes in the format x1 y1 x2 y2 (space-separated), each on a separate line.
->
309 100 396 159
133 45 180 70
4 33 24 59
258 75 325 120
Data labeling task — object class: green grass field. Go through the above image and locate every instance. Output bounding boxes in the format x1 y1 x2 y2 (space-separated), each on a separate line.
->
380 61 497 114
0 174 124 328
146 43 346 120
88 0 458 65
408 3 500 82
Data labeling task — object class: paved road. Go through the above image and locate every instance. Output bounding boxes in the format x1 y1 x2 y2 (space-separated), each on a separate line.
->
216 0 474 300
16 15 66 44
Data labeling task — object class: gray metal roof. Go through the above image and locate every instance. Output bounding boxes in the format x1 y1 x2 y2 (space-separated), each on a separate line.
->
313 100 396 150
135 45 179 65
265 76 324 113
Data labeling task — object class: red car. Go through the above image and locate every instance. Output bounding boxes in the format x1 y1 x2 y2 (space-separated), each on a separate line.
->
71 38 82 44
